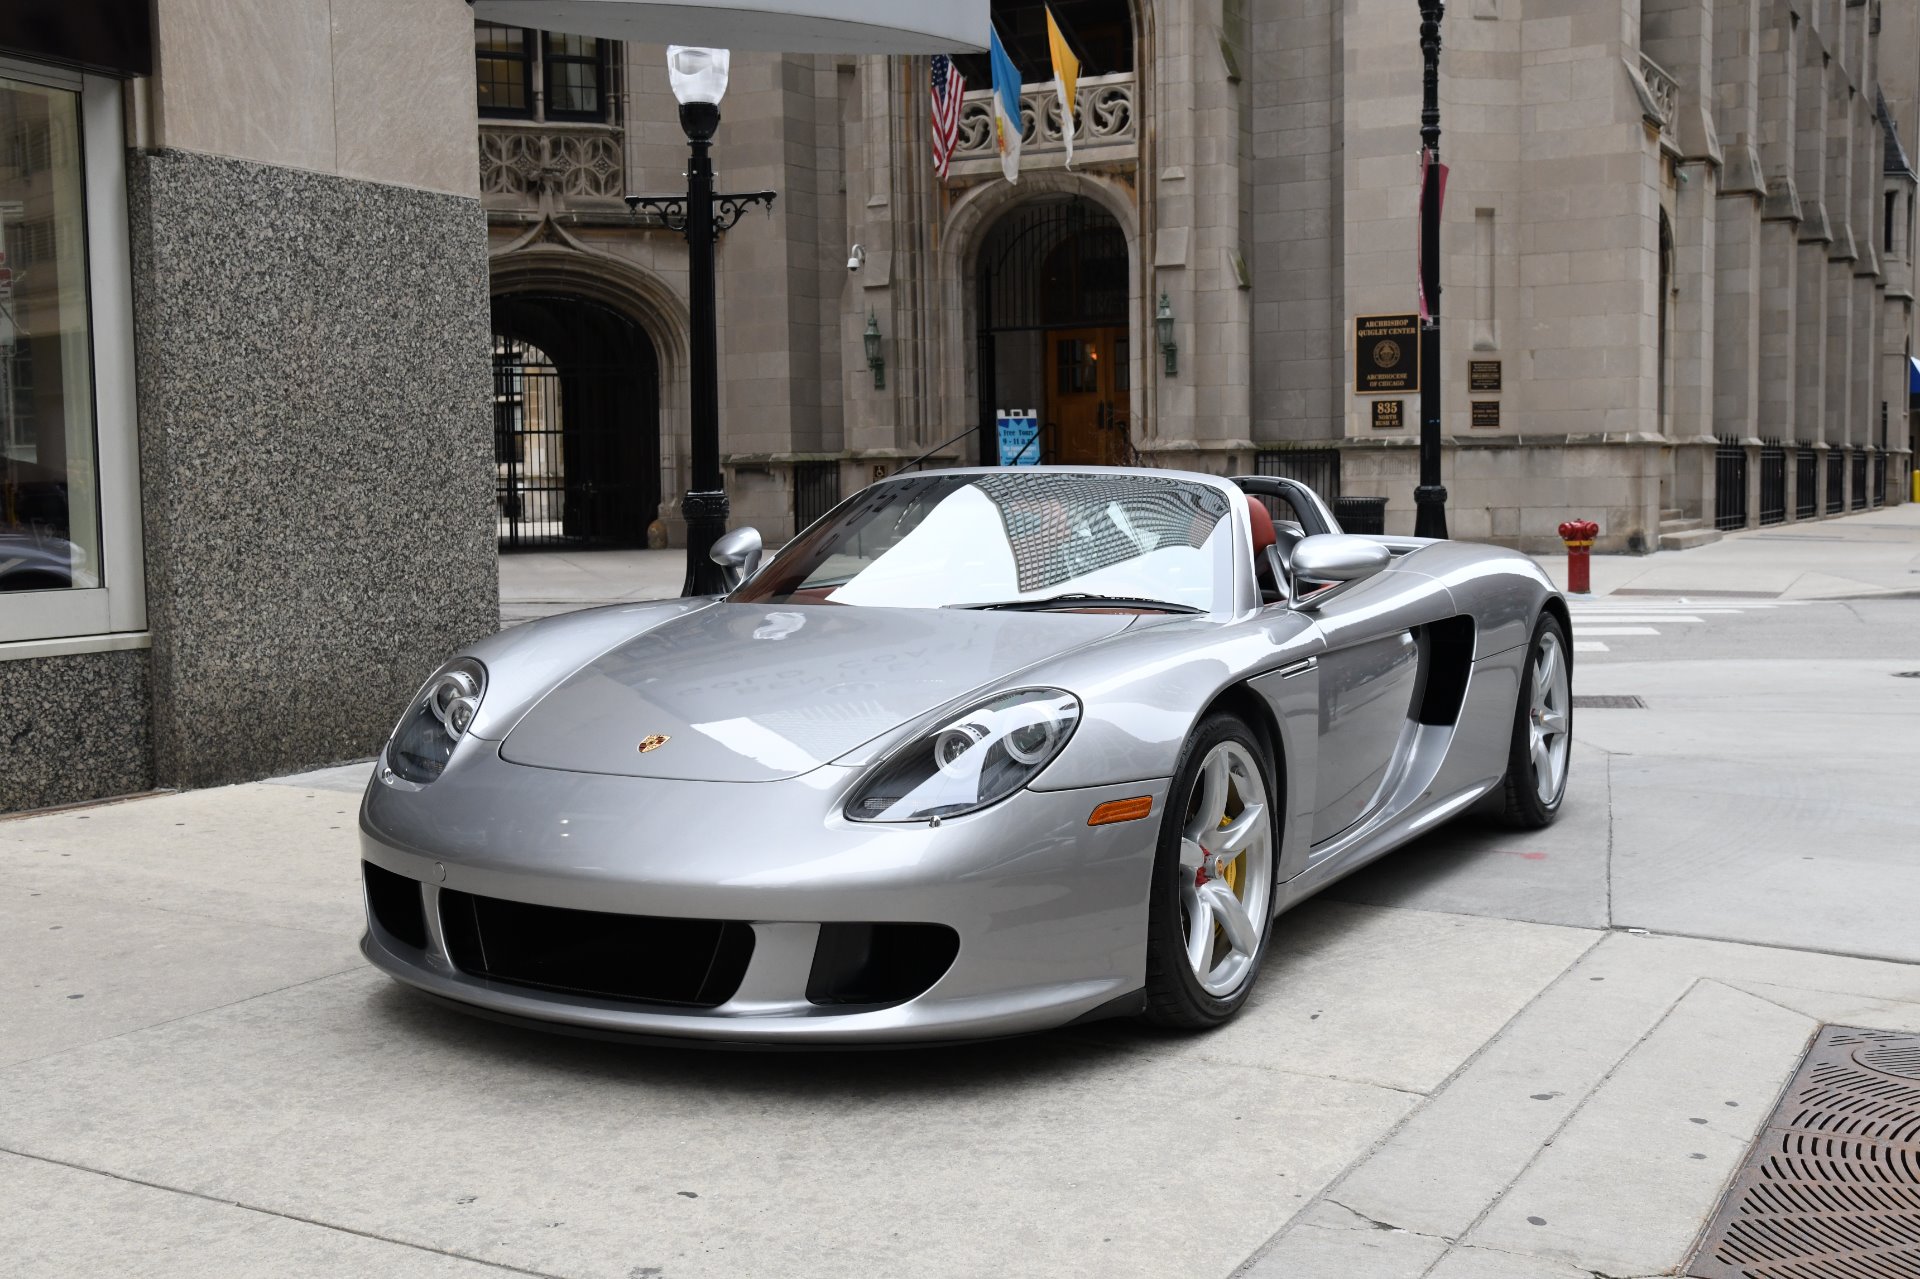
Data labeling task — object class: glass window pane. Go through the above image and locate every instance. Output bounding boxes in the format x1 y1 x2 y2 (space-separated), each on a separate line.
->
0 75 98 595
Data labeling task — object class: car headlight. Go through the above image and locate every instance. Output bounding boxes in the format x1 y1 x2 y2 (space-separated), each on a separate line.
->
384 658 487 785
846 688 1080 823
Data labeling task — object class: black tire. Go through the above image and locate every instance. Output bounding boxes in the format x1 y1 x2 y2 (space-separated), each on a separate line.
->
1142 711 1279 1030
1498 612 1572 829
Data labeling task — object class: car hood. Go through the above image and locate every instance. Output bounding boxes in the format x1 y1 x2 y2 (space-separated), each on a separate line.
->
498 603 1139 782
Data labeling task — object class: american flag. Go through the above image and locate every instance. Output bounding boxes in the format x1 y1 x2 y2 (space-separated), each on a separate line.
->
930 54 967 181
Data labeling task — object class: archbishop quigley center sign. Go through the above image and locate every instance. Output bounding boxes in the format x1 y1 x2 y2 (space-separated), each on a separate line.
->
1354 313 1419 395
470 0 986 51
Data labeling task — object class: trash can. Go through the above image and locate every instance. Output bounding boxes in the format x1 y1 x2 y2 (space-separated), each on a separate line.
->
1332 496 1388 535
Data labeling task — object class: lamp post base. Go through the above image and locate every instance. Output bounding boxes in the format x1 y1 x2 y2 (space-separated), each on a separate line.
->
681 488 732 596
1413 485 1450 540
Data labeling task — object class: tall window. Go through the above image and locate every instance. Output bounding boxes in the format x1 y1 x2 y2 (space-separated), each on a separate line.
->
475 24 533 118
542 34 605 121
953 0 1133 86
0 59 142 644
474 23 608 123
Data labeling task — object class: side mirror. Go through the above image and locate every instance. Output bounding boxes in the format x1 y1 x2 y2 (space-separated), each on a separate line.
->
710 526 763 592
1290 534 1390 610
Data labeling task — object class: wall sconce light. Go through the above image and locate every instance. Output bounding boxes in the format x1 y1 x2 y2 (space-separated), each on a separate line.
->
1155 292 1177 376
864 311 885 389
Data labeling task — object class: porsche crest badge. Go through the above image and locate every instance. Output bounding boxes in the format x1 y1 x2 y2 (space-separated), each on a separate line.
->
637 734 671 754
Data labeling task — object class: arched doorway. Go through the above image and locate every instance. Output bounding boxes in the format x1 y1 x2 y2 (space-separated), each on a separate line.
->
976 197 1132 465
491 294 660 549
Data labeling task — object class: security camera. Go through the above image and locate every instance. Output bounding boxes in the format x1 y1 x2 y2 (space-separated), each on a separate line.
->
847 244 866 272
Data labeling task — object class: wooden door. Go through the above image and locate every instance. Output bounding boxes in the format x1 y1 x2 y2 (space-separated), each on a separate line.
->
1045 326 1130 465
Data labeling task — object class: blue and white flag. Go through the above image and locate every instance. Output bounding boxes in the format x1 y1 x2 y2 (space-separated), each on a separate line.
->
989 26 1023 184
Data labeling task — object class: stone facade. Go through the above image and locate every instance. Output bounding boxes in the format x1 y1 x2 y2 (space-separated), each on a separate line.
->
484 0 1914 552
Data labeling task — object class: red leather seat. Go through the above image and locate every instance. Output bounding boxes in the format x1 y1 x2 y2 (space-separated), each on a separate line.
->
1247 494 1277 554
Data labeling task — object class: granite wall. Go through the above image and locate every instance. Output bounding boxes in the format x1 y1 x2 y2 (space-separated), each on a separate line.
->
0 650 153 811
128 149 497 789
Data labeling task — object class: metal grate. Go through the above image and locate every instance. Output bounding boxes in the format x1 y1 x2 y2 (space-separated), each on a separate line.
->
1572 695 1646 709
1255 448 1342 502
1687 1025 1920 1278
1716 439 1750 531
1758 442 1787 526
1852 449 1870 511
1827 451 1846 514
793 460 840 533
1795 448 1817 520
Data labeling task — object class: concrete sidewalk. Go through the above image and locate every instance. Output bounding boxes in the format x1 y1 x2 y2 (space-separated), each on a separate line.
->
5 633 1919 1276
1535 501 1920 600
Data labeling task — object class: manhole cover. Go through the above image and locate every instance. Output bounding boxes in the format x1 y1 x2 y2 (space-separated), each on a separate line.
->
1572 695 1646 709
1687 1025 1920 1277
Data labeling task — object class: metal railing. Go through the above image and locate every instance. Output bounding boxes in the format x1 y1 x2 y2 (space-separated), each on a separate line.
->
792 460 840 532
1714 439 1749 531
1851 448 1869 510
1255 448 1341 502
1795 447 1817 520
1872 449 1886 507
1758 441 1786 526
1827 450 1845 514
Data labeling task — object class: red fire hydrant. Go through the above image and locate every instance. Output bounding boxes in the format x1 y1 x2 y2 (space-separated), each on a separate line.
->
1558 519 1599 595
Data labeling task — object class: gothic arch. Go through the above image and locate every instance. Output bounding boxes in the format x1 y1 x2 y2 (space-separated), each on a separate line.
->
936 172 1144 459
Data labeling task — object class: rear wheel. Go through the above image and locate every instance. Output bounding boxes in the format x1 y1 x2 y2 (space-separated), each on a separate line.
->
1498 613 1572 828
1143 713 1277 1029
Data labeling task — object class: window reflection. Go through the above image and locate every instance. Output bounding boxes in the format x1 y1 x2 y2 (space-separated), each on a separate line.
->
0 75 97 594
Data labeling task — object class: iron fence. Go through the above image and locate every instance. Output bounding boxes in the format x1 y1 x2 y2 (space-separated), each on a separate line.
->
792 460 841 532
1254 448 1341 502
1757 441 1786 526
1826 450 1844 514
1795 447 1816 520
1851 448 1869 510
1872 449 1886 507
1714 438 1749 531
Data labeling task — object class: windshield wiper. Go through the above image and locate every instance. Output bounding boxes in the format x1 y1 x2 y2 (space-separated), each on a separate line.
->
952 593 1204 614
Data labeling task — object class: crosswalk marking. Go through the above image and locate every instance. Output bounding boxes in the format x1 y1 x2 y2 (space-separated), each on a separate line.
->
1562 596 1815 655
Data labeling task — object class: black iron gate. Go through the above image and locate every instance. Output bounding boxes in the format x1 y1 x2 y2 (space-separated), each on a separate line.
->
1255 447 1342 501
1871 449 1886 507
1714 439 1748 531
1757 441 1786 526
793 460 840 531
492 296 660 552
1794 447 1816 519
1826 449 1844 514
1851 448 1868 510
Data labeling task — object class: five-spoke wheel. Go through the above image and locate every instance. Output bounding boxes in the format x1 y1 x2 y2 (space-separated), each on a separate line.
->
1145 713 1277 1027
1500 612 1572 827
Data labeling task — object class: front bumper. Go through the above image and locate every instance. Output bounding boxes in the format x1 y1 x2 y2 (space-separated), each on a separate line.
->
360 745 1168 1044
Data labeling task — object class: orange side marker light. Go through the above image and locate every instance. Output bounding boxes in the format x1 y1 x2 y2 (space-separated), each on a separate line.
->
1088 796 1154 826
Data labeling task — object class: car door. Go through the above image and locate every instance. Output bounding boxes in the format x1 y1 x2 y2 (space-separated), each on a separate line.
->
1302 568 1453 847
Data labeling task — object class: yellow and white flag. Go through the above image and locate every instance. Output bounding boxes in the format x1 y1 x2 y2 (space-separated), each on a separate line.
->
1045 6 1080 168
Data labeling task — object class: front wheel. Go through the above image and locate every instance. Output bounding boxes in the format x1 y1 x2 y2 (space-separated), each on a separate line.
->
1142 713 1278 1029
1498 613 1572 828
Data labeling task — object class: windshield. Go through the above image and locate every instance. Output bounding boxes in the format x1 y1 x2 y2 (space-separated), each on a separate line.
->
732 472 1234 611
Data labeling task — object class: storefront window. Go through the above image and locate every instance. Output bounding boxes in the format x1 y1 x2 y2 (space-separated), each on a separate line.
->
0 73 97 595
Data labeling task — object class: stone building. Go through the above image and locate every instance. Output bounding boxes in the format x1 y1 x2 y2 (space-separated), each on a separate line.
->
0 1 495 812
479 0 1914 555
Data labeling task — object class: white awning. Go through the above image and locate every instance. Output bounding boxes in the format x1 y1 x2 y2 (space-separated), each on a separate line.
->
469 0 987 53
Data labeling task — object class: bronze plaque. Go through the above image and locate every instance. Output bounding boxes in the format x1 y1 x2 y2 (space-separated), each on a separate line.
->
1354 314 1419 394
1471 400 1501 429
1371 400 1404 431
1469 359 1502 392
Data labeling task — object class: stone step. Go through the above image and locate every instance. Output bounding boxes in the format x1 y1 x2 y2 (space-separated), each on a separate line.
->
1659 525 1723 551
1660 507 1686 521
1658 516 1705 533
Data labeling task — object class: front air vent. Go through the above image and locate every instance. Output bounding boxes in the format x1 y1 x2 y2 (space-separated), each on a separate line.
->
363 862 428 950
438 890 755 1008
807 923 960 1007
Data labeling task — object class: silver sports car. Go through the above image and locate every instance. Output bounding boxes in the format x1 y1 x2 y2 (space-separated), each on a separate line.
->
361 468 1571 1044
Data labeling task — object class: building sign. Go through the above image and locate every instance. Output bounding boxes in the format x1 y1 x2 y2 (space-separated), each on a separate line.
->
1469 359 1502 392
1354 314 1419 394
996 409 1040 465
1371 400 1404 431
1471 400 1502 429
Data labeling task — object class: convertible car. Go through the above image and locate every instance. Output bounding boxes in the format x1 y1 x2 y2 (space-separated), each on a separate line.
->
361 467 1571 1044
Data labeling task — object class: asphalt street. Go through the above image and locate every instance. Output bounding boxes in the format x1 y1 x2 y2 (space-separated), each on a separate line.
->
4 507 1918 1278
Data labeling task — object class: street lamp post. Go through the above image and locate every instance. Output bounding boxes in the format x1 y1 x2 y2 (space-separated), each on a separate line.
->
625 46 777 596
1415 0 1449 540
